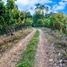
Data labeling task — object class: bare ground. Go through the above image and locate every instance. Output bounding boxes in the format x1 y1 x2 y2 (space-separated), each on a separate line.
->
34 29 49 67
0 29 36 67
34 29 57 67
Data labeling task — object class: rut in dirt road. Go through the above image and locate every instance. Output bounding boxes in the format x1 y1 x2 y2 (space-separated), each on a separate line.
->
0 29 36 67
34 29 49 67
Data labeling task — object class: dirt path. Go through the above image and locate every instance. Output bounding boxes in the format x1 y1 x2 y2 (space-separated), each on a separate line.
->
0 29 36 67
34 29 49 67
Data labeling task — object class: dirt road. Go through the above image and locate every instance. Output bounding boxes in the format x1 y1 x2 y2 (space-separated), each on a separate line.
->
0 29 36 67
0 28 57 67
34 29 49 67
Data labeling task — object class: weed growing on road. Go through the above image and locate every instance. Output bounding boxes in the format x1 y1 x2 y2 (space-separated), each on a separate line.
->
17 30 39 67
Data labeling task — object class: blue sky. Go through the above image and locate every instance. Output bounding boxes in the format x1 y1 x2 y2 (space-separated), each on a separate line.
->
3 0 67 14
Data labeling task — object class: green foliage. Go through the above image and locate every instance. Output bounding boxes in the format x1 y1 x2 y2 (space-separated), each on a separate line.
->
0 0 32 35
32 4 67 33
7 0 16 10
0 0 67 34
17 31 39 67
24 18 33 26
32 12 44 27
0 0 5 16
46 13 67 33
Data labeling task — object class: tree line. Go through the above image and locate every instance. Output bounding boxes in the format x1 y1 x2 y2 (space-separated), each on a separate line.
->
0 0 67 35
0 0 32 35
33 3 67 33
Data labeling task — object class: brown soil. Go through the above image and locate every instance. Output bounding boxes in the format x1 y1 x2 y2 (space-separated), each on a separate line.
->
34 29 49 67
0 29 36 67
34 29 57 67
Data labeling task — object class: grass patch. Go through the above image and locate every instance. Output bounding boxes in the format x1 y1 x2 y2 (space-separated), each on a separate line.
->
17 30 39 67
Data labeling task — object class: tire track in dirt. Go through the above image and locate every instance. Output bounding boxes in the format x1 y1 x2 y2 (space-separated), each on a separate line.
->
34 29 49 67
0 29 36 67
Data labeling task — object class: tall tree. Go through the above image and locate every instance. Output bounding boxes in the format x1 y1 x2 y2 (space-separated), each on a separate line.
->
0 0 6 34
33 3 47 27
5 0 17 35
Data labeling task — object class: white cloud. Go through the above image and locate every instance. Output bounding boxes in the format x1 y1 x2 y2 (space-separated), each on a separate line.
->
51 0 67 13
15 0 53 12
53 4 65 10
38 0 53 4
2 0 67 14
16 0 36 6
2 0 7 2
62 0 67 1
16 0 53 6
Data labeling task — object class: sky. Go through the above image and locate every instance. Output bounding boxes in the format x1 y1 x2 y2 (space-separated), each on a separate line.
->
2 0 67 14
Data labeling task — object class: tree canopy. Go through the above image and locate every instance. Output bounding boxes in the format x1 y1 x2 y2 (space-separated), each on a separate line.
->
0 1 67 35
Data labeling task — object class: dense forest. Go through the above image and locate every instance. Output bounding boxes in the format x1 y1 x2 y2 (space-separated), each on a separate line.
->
0 0 67 35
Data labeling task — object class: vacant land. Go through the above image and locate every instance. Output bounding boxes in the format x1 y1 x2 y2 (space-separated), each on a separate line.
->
0 28 67 67
0 28 36 67
0 28 32 56
42 28 67 67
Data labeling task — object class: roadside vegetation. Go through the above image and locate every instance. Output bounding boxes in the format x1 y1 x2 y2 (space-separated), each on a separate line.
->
0 28 32 56
42 28 67 67
17 30 39 67
0 0 32 35
32 3 67 34
0 0 67 35
0 0 67 66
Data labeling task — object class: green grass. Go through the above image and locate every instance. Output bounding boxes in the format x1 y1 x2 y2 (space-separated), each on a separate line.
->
17 30 39 67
